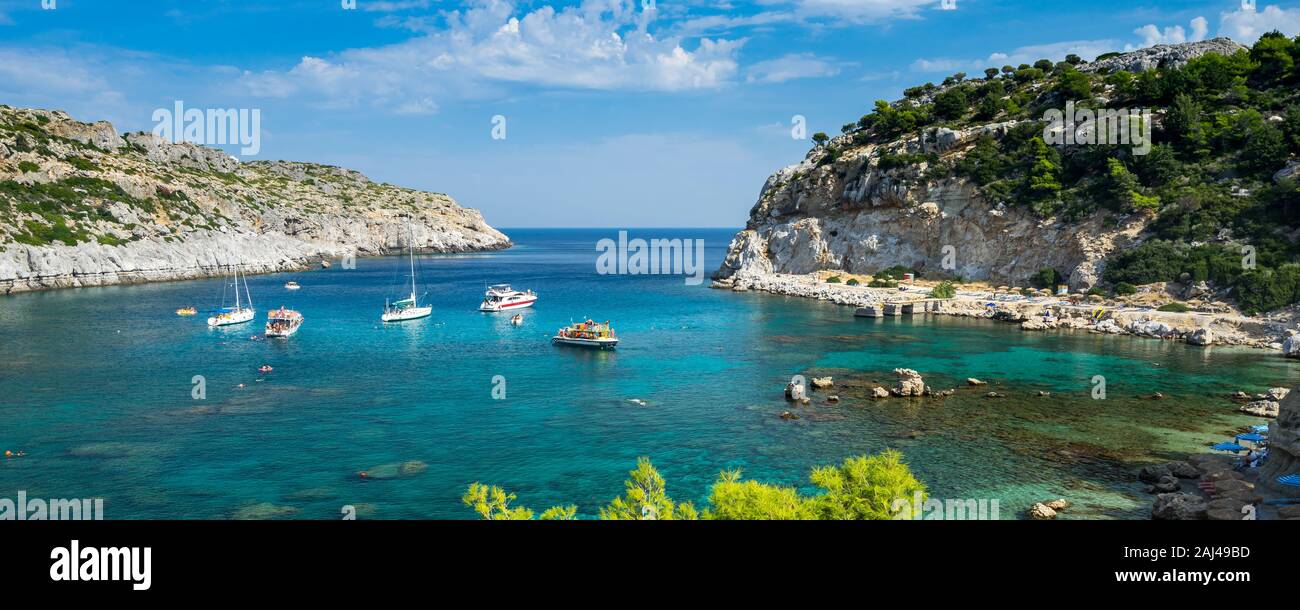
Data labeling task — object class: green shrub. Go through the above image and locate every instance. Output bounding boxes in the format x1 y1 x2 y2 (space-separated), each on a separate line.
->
65 156 99 172
1032 268 1063 289
876 265 915 280
868 278 898 288
1157 302 1190 312
931 281 957 299
845 278 860 286
1114 282 1136 296
826 276 842 284
17 161 39 173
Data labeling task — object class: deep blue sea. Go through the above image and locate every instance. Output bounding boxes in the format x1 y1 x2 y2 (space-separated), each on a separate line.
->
1 228 1297 519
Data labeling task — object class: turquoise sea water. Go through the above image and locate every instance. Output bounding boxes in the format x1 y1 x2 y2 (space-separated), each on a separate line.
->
1 228 1297 519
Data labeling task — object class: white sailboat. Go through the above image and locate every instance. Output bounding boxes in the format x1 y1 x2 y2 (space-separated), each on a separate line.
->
207 264 256 327
382 219 433 323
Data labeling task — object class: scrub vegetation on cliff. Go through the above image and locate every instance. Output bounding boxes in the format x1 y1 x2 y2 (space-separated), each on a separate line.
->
731 36 1299 315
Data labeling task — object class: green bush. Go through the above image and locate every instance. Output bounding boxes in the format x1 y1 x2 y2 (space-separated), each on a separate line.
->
1114 282 1136 296
931 281 957 299
845 278 860 286
1157 302 1190 312
876 265 915 280
17 161 39 173
1032 268 1063 289
826 276 842 284
868 278 899 288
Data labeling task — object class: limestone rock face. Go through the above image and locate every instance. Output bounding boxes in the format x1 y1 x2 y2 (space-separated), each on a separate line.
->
1259 386 1300 492
0 106 510 294
713 40 1253 292
1082 38 1247 74
1284 336 1300 359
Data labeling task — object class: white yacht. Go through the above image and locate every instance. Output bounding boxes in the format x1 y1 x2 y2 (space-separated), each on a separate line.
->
382 219 433 323
479 284 537 312
207 265 256 327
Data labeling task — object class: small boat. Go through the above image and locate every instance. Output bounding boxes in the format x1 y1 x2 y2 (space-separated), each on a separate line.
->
552 319 618 349
284 281 301 290
510 313 523 326
207 265 256 327
382 219 433 323
176 307 197 316
258 365 274 373
265 307 303 337
479 284 537 312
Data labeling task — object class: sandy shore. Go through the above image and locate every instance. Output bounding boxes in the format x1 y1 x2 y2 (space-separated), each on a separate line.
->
714 273 1296 352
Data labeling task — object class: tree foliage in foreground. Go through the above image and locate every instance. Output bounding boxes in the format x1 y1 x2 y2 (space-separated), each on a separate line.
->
462 450 926 521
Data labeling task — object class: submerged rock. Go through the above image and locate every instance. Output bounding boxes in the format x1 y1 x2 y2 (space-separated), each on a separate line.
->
810 376 834 389
232 502 300 520
870 386 890 399
966 378 987 386
359 460 428 480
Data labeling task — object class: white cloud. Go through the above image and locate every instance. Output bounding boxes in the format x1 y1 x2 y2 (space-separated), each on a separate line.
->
1129 16 1209 50
241 0 743 113
746 52 841 83
910 39 1119 75
1218 3 1300 41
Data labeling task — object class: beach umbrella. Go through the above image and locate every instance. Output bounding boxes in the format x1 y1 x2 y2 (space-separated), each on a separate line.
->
1236 433 1267 443
1211 442 1247 452
1251 424 1269 434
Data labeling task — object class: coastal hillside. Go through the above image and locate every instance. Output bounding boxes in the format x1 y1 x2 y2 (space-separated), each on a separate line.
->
0 106 509 293
715 36 1300 316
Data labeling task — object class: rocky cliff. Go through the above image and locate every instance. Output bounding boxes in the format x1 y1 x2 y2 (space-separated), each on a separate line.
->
714 39 1255 291
0 105 509 293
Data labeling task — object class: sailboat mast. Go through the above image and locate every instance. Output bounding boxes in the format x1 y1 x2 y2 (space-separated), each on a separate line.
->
408 220 417 299
233 265 241 309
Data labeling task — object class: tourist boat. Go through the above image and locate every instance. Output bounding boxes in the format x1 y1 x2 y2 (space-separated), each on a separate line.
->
265 307 303 337
207 265 255 327
381 218 433 323
176 307 197 316
284 281 301 290
479 284 537 312
552 320 618 349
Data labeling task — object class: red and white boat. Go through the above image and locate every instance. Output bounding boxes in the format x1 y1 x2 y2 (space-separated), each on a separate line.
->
479 284 537 312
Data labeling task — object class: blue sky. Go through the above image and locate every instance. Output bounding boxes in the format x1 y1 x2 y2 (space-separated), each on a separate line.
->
2 1 1298 227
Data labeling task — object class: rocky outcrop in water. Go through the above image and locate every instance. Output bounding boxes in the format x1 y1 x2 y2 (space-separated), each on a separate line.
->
0 106 509 293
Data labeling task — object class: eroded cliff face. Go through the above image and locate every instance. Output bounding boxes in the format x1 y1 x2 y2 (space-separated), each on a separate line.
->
0 106 509 293
715 39 1255 289
715 123 1147 288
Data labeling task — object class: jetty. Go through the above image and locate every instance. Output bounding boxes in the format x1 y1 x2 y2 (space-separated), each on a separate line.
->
855 299 945 318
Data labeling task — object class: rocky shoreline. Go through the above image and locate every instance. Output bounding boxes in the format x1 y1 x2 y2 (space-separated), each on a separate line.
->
713 272 1299 355
0 105 511 294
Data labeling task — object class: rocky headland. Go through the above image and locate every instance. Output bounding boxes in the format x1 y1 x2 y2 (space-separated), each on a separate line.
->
0 105 509 294
712 38 1300 354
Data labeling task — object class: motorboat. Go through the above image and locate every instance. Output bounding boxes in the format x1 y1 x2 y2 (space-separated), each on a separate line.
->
479 284 537 312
